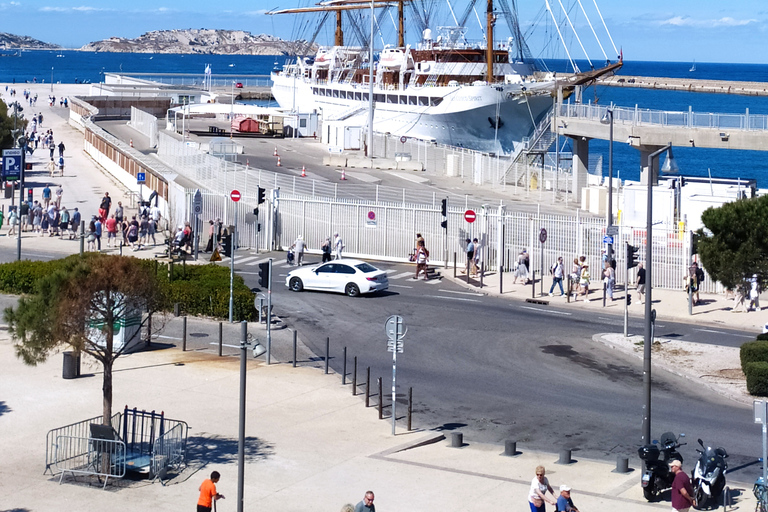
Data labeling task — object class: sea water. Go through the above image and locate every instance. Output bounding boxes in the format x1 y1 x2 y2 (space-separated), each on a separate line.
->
2 50 767 187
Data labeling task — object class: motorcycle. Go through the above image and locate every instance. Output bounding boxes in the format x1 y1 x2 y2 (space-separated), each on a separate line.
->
691 438 728 509
638 432 686 501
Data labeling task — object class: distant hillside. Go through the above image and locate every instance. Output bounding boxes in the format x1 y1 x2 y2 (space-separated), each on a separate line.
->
0 33 59 49
80 29 315 55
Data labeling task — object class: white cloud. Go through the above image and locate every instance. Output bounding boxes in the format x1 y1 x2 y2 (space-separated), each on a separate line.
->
40 5 111 12
660 16 758 28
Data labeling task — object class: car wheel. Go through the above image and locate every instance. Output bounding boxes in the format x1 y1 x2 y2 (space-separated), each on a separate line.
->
289 277 304 292
345 283 360 297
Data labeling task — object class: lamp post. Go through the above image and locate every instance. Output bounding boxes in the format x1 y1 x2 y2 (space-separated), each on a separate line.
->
642 142 677 447
367 0 374 160
50 67 54 93
600 107 614 263
230 81 235 140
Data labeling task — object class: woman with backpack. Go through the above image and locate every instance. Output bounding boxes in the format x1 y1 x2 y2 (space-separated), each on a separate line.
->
413 240 430 280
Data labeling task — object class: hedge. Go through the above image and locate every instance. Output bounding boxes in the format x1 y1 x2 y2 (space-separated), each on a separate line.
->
746 361 768 396
0 256 256 321
740 340 768 373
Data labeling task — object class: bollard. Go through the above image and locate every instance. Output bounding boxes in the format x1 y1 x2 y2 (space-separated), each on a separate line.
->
342 347 347 385
377 377 383 419
292 330 297 368
479 263 484 288
453 252 457 278
531 270 536 298
218 322 223 357
504 440 519 457
723 486 731 511
365 367 370 407
603 281 606 307
451 432 464 448
352 356 357 396
613 456 629 473
182 316 187 351
174 303 180 317
407 387 412 431
79 220 85 256
557 449 572 464
567 275 571 303
325 336 330 374
119 240 123 256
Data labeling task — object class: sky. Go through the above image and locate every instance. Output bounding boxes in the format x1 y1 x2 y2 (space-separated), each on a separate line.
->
1 0 767 64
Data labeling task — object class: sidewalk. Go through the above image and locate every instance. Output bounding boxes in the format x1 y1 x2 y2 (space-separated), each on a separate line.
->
0 315 756 512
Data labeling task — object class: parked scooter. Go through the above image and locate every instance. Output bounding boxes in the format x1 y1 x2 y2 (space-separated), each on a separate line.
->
691 438 728 509
638 432 686 501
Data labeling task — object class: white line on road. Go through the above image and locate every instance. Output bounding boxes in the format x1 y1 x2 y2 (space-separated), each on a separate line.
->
156 335 181 340
279 264 293 268
385 269 397 273
245 257 271 266
390 272 413 280
389 284 413 289
237 271 261 275
694 328 754 338
235 256 260 265
425 279 442 285
519 305 572 315
438 289 483 296
424 294 480 302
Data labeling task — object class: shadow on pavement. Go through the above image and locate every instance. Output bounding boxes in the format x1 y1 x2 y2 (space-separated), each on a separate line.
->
186 433 274 467
0 400 10 417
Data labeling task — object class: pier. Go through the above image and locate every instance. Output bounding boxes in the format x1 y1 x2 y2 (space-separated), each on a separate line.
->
598 74 768 96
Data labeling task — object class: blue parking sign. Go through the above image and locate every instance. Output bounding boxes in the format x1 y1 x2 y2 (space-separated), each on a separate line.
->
603 235 614 245
2 149 22 181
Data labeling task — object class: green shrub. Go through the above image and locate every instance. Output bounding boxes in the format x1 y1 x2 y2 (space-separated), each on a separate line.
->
741 340 768 373
746 361 768 396
758 333 768 341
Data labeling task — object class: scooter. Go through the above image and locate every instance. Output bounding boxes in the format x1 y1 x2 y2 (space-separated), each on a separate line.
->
691 438 728 509
638 432 686 501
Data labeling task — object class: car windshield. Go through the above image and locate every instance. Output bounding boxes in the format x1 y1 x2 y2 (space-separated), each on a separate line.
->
355 263 378 273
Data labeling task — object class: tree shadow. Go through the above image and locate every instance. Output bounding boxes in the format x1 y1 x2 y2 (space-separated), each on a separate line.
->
0 401 11 417
186 433 274 467
1 508 32 512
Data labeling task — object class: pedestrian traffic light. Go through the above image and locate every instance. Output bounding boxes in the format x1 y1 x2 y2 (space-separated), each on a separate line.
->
627 244 639 268
258 187 266 205
258 262 270 288
440 198 447 217
221 233 232 258
253 208 259 217
691 231 700 255
626 293 632 306
441 219 447 229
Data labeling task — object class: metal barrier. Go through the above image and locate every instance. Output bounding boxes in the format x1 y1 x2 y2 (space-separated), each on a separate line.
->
45 413 121 475
54 434 126 489
121 406 189 478
151 422 187 483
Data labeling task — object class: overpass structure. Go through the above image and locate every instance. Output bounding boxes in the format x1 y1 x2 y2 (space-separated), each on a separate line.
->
554 102 768 199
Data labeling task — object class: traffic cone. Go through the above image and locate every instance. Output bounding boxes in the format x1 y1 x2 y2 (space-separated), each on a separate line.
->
277 155 281 167
130 139 133 148
246 159 249 168
273 147 278 156
301 165 306 177
340 169 347 180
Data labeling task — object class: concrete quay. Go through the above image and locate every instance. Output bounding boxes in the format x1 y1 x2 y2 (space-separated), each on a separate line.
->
600 74 768 96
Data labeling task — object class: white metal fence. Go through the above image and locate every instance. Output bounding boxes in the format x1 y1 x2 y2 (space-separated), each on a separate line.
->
128 107 159 147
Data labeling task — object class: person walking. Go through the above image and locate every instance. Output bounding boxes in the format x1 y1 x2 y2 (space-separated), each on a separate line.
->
86 219 96 251
528 466 556 512
197 470 225 512
54 184 63 209
293 235 307 265
670 460 695 512
513 249 529 284
578 264 591 302
321 237 332 263
461 238 475 275
19 200 29 232
556 485 580 512
413 240 429 280
333 232 344 260
94 216 103 250
70 207 81 240
99 192 112 222
636 263 646 304
603 261 615 301
549 256 565 296
750 274 762 311
105 214 117 247
354 490 375 512
7 207 18 236
205 220 215 253
472 237 482 277
42 184 52 208
59 207 70 238
114 201 124 226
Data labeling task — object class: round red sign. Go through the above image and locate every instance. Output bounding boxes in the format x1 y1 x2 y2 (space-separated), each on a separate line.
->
464 209 476 223
368 211 376 220
230 189 241 202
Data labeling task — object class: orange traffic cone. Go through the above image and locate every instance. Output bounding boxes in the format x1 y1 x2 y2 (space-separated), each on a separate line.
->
277 155 282 167
340 169 347 180
130 139 133 148
273 147 278 156
301 165 306 177
246 159 249 168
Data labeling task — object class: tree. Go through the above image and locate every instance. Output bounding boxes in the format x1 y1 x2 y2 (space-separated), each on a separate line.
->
5 254 161 425
697 194 768 290
0 98 23 149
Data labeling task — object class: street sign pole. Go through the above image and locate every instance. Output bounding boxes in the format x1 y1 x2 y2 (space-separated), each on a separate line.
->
539 228 547 297
17 149 25 261
267 258 273 365
193 189 202 261
624 243 630 337
755 400 768 490
228 190 241 323
385 315 406 436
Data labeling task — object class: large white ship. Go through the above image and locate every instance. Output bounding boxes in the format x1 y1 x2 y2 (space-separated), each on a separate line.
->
270 0 621 155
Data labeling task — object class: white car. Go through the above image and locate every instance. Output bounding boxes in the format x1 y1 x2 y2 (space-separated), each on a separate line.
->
285 259 389 297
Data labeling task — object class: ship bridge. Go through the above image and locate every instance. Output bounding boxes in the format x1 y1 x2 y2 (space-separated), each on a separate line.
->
555 102 768 200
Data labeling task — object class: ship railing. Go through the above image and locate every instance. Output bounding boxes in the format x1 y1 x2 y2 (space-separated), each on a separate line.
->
558 102 768 132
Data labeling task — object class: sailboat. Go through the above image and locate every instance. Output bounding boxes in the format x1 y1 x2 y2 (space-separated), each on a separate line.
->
268 0 621 155
690 60 696 72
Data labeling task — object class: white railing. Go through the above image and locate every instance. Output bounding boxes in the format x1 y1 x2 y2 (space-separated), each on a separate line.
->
129 107 159 147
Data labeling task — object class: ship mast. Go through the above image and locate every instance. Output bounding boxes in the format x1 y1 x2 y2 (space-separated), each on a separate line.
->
486 0 495 82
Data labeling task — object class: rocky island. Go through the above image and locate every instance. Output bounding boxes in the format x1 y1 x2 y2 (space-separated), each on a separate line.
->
0 33 59 50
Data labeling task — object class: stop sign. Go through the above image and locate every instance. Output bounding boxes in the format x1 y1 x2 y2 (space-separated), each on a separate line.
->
464 209 476 223
230 189 241 202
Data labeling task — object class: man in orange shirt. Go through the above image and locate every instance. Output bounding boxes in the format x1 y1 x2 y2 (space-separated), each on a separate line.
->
197 471 225 512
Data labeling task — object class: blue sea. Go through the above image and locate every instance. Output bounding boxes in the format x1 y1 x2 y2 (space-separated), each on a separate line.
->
2 50 768 187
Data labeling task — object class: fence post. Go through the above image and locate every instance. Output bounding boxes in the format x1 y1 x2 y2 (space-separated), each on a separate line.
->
218 321 223 357
182 316 187 352
407 387 413 431
365 367 370 407
453 252 457 278
342 347 347 385
378 377 383 419
292 330 297 368
325 336 330 374
352 356 357 395
567 275 571 303
531 270 536 298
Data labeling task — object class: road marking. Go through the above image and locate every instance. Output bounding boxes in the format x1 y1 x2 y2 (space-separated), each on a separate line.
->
694 328 754 338
390 272 413 280
156 335 181 340
279 264 293 268
438 289 483 296
236 271 260 275
389 284 413 289
245 257 271 266
210 342 240 348
425 279 441 285
385 269 397 273
235 256 260 265
424 294 480 303
519 305 572 315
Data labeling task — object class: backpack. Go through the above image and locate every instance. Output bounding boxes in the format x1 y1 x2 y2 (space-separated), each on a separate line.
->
696 267 705 282
550 262 558 275
424 248 429 258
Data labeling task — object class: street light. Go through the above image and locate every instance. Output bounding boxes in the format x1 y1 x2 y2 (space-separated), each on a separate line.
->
600 107 614 263
642 142 677 447
50 67 54 93
230 81 235 140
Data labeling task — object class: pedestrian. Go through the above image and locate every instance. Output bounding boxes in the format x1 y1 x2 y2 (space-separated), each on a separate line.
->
513 249 529 284
556 485 580 512
86 220 96 251
461 238 475 275
47 158 56 177
293 235 307 265
750 274 761 311
42 184 51 208
54 184 63 209
7 207 17 236
669 460 695 512
126 220 139 249
139 215 149 246
19 200 29 232
205 220 215 252
413 240 429 280
549 256 565 296
99 192 112 222
354 490 375 512
333 232 344 260
321 237 332 262
684 263 700 306
57 156 64 176
49 142 54 160
733 283 749 313
603 261 615 301
636 262 646 304
569 257 581 295
197 470 225 512
70 207 81 239
59 207 70 238
58 141 65 158
94 216 102 250
472 237 482 276
148 217 157 246
528 466 556 512
114 200 124 226
0 208 4 234
105 214 117 247
578 264 590 302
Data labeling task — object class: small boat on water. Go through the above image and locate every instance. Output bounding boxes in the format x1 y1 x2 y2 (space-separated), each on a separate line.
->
690 60 696 72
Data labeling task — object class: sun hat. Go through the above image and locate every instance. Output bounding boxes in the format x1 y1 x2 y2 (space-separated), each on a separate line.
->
560 485 571 492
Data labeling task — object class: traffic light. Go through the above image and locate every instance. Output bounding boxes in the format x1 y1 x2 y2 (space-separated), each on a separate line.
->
440 219 447 229
626 293 632 306
258 262 271 288
253 207 259 217
440 198 447 217
221 233 232 258
626 244 639 269
258 187 266 205
691 231 700 255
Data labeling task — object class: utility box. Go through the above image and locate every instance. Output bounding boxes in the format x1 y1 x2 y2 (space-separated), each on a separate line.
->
446 154 460 177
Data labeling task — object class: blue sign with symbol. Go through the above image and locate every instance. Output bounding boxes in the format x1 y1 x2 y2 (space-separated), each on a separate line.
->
603 235 614 244
2 149 22 181
137 172 146 184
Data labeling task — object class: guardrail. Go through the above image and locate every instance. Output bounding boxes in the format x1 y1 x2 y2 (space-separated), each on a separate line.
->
54 434 126 489
45 413 121 475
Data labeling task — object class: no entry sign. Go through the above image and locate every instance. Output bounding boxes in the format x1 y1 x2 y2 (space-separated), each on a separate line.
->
230 189 241 202
464 209 476 223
